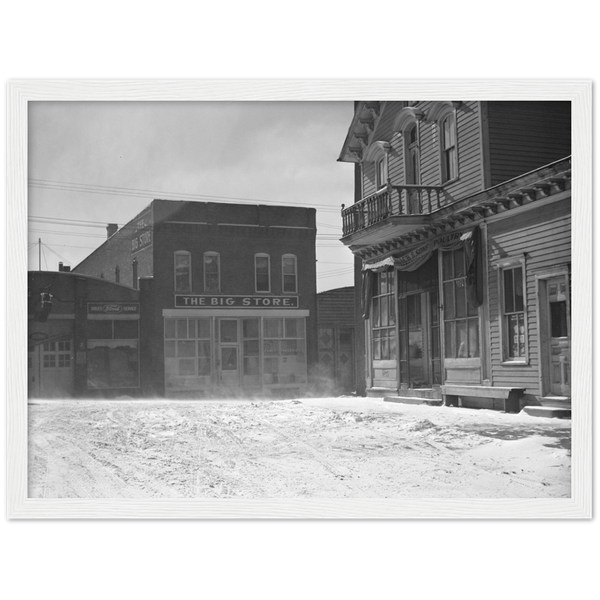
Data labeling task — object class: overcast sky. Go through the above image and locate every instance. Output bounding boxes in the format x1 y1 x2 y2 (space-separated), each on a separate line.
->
27 101 356 292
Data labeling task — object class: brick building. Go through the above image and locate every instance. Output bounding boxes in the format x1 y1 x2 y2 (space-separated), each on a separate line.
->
73 199 318 398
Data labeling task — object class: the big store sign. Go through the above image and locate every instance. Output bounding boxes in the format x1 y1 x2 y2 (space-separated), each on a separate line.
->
175 295 299 308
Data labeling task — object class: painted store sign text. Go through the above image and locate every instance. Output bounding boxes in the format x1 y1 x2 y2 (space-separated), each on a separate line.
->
88 303 140 314
175 295 299 308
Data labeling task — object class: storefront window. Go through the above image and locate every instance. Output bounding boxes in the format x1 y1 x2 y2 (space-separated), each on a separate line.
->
371 270 396 360
262 318 307 385
164 318 213 388
442 247 479 358
87 320 139 389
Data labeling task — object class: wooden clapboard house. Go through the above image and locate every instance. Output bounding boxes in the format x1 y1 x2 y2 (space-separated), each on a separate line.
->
338 101 571 414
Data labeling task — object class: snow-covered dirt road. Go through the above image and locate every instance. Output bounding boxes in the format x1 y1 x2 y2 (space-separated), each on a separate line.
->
28 397 571 498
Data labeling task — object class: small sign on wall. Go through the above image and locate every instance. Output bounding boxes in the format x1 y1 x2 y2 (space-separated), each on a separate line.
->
87 303 140 315
131 208 153 254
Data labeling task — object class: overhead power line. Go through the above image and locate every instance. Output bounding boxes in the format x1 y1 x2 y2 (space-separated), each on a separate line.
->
29 178 345 214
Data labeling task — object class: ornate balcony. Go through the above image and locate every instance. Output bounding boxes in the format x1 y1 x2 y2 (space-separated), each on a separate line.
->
341 184 446 240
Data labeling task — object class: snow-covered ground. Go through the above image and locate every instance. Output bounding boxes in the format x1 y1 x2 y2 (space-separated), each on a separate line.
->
28 396 571 498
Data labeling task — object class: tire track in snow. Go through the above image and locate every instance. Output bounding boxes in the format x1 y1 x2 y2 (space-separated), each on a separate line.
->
254 416 373 495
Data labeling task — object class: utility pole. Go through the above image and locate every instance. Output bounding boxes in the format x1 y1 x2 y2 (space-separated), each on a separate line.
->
39 238 41 271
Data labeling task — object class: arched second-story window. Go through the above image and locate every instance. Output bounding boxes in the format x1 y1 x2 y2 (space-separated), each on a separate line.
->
440 111 458 182
255 253 270 293
203 252 220 293
364 141 391 193
392 107 425 185
405 122 420 184
427 101 460 184
174 251 192 293
282 254 297 293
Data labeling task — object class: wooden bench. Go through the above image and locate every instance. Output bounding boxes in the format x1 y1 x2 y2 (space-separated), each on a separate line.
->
441 385 525 413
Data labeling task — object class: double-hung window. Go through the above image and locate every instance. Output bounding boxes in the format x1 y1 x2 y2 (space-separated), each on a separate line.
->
255 254 270 293
174 251 192 293
375 156 388 190
204 252 220 293
405 123 420 185
282 254 297 293
499 259 527 362
440 112 458 183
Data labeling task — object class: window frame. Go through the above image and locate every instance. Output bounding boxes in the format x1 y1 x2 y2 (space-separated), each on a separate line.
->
403 121 421 185
439 111 458 184
164 317 213 380
441 246 480 360
203 251 221 293
174 250 192 293
375 155 388 190
496 255 529 365
371 270 396 362
282 254 298 294
255 253 271 293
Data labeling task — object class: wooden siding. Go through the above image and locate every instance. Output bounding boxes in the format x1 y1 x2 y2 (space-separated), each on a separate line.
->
487 101 571 186
361 101 484 203
317 287 355 327
486 199 571 400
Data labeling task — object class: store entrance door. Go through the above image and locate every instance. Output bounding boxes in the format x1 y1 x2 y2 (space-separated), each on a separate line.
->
218 319 241 393
540 275 571 398
398 291 441 389
219 346 240 389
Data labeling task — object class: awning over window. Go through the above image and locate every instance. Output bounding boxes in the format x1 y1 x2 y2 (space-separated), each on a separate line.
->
363 231 464 273
360 227 483 319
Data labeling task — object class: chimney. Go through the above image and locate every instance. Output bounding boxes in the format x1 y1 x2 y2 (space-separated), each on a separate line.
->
107 223 118 238
58 262 71 272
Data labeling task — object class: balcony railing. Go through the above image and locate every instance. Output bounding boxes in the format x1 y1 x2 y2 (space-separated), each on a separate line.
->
341 184 446 237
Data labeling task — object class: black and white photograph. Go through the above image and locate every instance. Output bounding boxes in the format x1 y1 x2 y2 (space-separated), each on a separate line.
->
13 90 588 507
